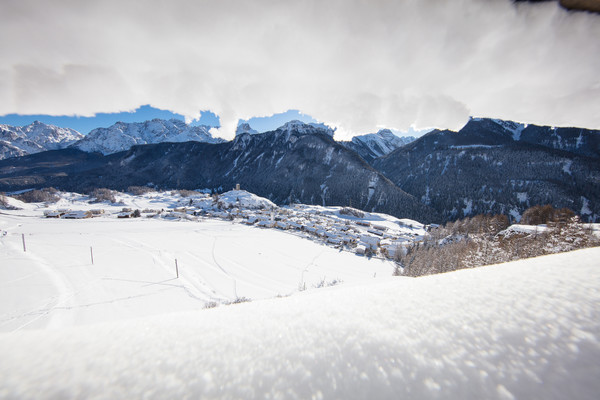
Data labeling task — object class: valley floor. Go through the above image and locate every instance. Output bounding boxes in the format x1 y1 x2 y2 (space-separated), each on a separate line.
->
0 213 395 331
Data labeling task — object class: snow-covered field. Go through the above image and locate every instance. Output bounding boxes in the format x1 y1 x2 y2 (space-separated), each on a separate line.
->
0 212 395 331
1 191 599 399
0 245 598 399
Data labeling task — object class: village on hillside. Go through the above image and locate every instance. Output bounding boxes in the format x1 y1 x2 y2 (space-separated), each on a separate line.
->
23 187 428 261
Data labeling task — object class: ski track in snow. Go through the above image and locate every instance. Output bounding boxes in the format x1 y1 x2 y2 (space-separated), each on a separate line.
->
0 215 395 332
0 238 76 331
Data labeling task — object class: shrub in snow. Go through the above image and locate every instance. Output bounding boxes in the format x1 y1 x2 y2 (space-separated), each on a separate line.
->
340 207 365 218
176 189 198 198
521 204 575 226
204 301 219 309
0 193 18 210
127 186 154 196
313 278 343 289
225 297 252 305
339 207 365 218
15 188 60 204
89 188 117 203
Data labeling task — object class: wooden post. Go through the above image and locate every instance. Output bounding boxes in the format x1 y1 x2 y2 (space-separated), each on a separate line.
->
90 246 94 265
175 259 179 278
22 234 26 252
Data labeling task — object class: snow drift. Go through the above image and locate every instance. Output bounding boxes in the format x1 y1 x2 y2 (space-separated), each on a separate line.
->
1 247 599 399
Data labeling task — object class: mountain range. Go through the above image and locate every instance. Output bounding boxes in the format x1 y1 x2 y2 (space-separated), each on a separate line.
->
0 121 83 160
373 118 600 221
72 119 225 155
341 129 415 164
0 120 436 222
0 117 598 223
1 119 390 160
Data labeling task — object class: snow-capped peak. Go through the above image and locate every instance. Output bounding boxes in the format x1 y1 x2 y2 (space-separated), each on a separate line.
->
468 117 526 141
350 129 414 156
276 120 335 137
491 119 526 141
235 123 259 136
0 121 83 160
72 119 225 155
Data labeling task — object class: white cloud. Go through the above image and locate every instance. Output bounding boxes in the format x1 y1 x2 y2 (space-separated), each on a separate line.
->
0 0 599 139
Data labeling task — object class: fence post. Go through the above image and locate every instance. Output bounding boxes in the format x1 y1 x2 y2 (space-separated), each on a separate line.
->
175 259 179 278
22 234 26 252
90 246 94 265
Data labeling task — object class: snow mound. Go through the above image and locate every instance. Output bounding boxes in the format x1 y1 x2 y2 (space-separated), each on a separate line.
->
1 247 599 399
497 224 550 238
0 194 28 210
217 189 276 209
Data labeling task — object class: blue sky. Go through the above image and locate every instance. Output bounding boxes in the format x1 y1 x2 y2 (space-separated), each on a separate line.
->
1 2 598 139
0 106 317 135
0 106 219 135
0 106 427 137
239 110 318 132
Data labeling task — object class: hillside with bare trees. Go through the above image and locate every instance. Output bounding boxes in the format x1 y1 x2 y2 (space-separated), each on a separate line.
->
397 205 600 276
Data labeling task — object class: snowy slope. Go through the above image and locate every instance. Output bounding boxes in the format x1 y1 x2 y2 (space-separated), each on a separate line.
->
0 121 83 160
342 129 415 163
0 209 395 331
351 129 414 155
276 120 336 137
72 119 224 155
0 247 598 399
235 122 258 135
216 189 276 209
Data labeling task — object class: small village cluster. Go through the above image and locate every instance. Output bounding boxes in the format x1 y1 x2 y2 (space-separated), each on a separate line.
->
42 189 427 261
232 206 424 260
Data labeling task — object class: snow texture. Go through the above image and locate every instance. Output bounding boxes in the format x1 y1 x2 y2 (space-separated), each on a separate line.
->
0 247 599 399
